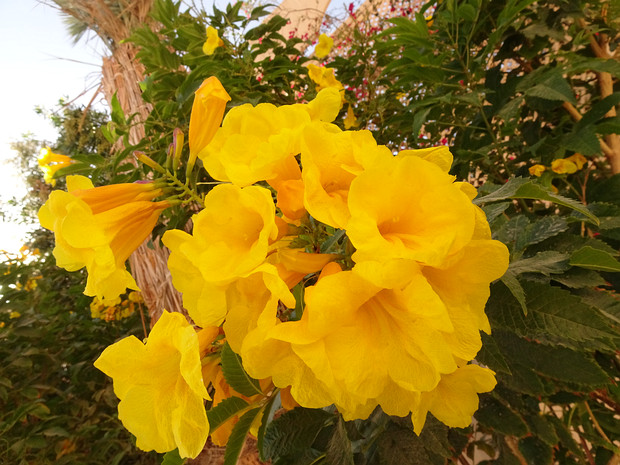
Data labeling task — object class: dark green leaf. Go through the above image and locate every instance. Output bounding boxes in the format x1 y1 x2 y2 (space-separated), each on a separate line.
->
262 408 334 460
569 246 620 272
220 342 262 397
206 396 250 433
500 273 528 314
478 332 512 374
223 407 262 465
523 71 576 104
518 436 553 465
162 449 184 465
488 281 618 351
325 416 354 465
475 395 528 436
507 251 570 276
376 428 431 465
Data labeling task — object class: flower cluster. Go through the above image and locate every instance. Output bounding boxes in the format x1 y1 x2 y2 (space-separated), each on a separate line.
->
90 291 144 321
529 153 588 177
38 147 75 186
41 76 508 459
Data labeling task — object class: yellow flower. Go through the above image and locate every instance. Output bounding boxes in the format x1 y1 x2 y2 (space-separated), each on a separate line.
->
189 77 231 165
346 151 477 266
551 158 578 174
94 311 211 458
0 322 5 328
411 364 496 434
199 88 341 187
163 184 289 329
529 164 546 177
38 147 74 186
9 311 21 319
38 175 169 301
343 104 358 129
307 64 344 98
202 26 224 55
566 153 587 170
300 122 392 229
314 33 333 59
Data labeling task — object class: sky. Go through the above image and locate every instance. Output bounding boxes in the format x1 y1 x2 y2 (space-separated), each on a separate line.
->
0 0 105 253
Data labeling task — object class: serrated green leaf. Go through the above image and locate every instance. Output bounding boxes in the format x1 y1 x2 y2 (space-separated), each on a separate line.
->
377 427 431 465
481 201 510 224
478 332 512 374
220 342 262 397
495 330 610 387
262 408 334 460
223 407 262 465
326 415 354 465
418 415 451 459
516 216 569 251
524 414 559 447
206 396 249 433
569 246 620 272
519 436 553 465
476 395 528 436
161 449 184 465
551 267 607 289
508 251 570 276
500 273 528 314
488 282 618 351
522 71 576 103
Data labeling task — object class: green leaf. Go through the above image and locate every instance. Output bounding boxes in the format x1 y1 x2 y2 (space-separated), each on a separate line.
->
478 332 512 374
524 71 576 104
220 342 262 397
206 396 249 433
223 407 262 465
575 93 620 130
518 436 553 465
262 408 334 460
476 395 528 436
110 92 126 126
257 394 278 461
487 281 618 351
524 414 559 447
418 415 452 459
495 330 610 387
326 415 354 465
376 427 432 465
500 273 528 314
569 246 620 272
507 251 570 276
161 449 184 465
474 177 599 225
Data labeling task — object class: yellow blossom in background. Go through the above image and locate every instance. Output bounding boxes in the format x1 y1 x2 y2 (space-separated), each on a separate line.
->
343 104 358 129
314 33 333 59
551 158 578 174
307 64 344 98
567 153 587 170
38 147 74 186
9 311 21 319
0 322 5 328
94 311 211 458
529 164 546 177
38 175 169 301
202 26 224 55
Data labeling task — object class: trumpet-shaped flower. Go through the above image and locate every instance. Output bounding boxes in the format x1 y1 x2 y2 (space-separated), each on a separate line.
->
94 311 211 458
189 77 231 163
163 184 285 328
566 153 587 170
314 33 334 59
199 88 341 187
203 26 224 55
301 122 392 229
307 64 344 97
38 147 74 186
346 152 476 266
38 175 169 300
